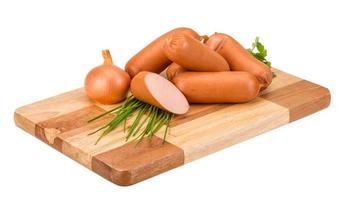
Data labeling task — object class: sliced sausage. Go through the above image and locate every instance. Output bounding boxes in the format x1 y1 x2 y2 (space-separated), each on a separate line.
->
205 33 272 89
130 71 189 114
163 33 230 72
172 71 260 103
125 27 202 78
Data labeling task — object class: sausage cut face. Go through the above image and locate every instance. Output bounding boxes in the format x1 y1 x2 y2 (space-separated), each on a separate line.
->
145 73 189 114
130 71 189 115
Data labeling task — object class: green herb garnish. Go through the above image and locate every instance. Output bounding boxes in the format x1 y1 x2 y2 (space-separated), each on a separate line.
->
247 37 276 78
88 96 173 145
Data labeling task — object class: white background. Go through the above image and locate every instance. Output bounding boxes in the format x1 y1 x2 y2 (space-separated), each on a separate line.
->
0 0 338 199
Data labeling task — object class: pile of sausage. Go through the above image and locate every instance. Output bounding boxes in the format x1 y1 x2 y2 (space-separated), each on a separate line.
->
126 27 273 114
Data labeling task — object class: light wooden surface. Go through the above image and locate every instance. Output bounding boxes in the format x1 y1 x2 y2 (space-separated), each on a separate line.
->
14 68 330 186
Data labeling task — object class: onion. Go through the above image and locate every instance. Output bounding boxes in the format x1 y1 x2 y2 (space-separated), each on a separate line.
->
85 50 130 104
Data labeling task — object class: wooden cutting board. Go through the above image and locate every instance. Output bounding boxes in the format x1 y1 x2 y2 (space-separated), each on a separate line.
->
14 68 330 186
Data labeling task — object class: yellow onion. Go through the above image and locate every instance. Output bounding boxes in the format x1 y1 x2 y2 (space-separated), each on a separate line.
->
85 49 130 104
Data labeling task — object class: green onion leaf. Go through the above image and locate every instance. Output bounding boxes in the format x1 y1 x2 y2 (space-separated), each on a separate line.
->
88 97 175 145
248 36 276 79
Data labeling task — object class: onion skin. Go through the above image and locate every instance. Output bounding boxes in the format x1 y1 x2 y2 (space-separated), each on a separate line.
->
85 50 130 104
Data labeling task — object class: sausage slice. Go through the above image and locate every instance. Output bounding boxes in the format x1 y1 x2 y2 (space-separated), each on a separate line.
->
131 71 189 114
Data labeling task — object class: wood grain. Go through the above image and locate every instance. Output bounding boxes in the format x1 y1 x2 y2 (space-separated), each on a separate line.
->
14 68 330 186
92 137 184 186
259 68 301 95
15 88 91 126
35 105 106 145
261 80 331 121
166 98 289 163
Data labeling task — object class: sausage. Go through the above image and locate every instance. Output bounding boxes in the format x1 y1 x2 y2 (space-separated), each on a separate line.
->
171 71 260 103
130 71 189 114
204 33 272 89
125 27 202 78
166 62 187 81
163 33 230 72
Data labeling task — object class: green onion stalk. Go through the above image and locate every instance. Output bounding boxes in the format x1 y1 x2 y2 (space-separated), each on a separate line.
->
88 96 173 145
